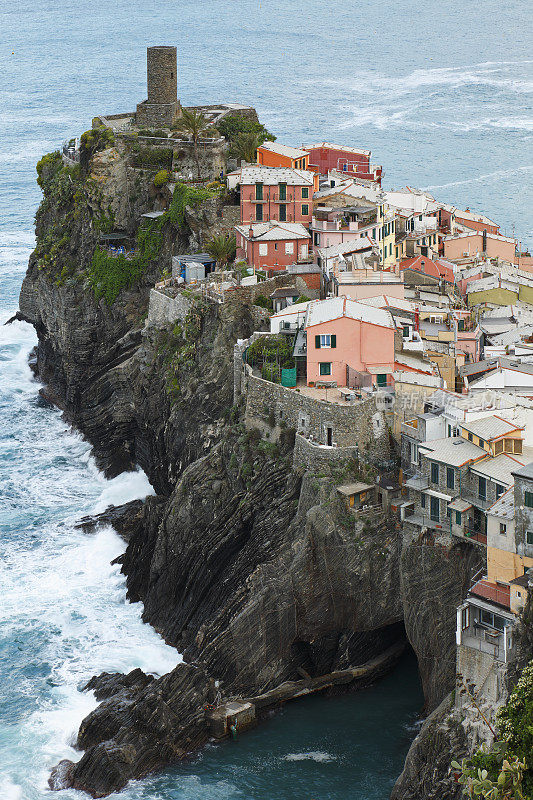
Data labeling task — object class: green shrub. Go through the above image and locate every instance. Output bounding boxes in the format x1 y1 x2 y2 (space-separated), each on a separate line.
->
131 144 173 170
295 294 310 304
153 169 170 188
36 151 62 188
217 116 275 146
253 294 272 310
452 660 533 797
79 127 115 171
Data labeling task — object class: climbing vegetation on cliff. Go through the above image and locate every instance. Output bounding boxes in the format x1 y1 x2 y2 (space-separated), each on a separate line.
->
79 127 115 172
36 151 62 188
161 301 208 398
453 659 533 798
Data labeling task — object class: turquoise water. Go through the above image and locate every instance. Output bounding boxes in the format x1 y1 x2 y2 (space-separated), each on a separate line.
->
1 1 531 797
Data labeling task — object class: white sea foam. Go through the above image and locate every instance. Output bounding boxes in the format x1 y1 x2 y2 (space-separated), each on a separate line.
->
284 751 336 763
0 776 23 800
0 319 180 799
92 468 156 514
423 165 533 191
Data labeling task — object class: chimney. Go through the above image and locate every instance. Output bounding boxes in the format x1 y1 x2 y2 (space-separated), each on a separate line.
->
248 225 254 240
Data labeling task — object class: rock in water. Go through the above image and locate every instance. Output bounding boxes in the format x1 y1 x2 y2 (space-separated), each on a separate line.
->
50 662 213 797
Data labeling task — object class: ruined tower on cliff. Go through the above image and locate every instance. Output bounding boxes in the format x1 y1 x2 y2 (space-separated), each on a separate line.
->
136 46 181 128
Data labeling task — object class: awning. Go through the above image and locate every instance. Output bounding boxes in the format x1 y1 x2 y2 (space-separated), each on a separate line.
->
448 498 472 512
424 488 453 501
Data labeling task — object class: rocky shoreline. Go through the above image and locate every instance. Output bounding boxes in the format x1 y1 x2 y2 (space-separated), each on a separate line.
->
17 129 486 798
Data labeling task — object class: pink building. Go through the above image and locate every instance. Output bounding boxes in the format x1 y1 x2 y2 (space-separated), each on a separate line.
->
227 166 318 224
444 231 516 263
310 205 377 250
234 222 311 273
305 297 395 387
303 142 383 184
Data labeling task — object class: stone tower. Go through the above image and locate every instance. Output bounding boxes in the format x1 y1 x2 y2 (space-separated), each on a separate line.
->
136 46 181 128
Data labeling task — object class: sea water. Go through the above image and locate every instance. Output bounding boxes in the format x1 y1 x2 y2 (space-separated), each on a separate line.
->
1 0 531 797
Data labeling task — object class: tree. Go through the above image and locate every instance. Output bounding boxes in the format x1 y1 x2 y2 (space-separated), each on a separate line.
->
231 131 262 165
172 109 212 177
205 233 236 269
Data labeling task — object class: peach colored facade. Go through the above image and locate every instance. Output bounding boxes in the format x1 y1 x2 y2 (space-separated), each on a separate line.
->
241 180 317 224
337 280 405 302
444 232 516 263
306 315 395 387
256 145 309 170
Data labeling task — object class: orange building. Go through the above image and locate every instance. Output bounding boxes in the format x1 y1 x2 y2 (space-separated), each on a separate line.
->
257 141 310 170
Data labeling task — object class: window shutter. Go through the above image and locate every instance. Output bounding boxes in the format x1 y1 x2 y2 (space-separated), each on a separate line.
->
331 334 336 348
315 335 321 349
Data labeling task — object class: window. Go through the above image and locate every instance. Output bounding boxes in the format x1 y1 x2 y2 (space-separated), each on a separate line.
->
285 242 294 255
525 492 533 509
255 183 263 201
468 432 473 442
495 439 504 455
319 362 331 376
411 443 418 465
403 325 410 338
456 511 462 525
316 334 336 349
258 243 268 256
372 228 376 240
514 439 523 454
300 243 308 259
479 438 485 448
500 523 507 535
421 494 426 508
480 610 505 631
430 495 440 522
279 183 287 201
256 203 263 222
279 204 287 222
527 531 533 545
431 463 439 484
389 243 392 256
302 187 309 199
376 373 387 387
302 204 309 216
396 247 399 259
458 319 465 331
447 467 455 490
478 476 487 501
496 484 505 499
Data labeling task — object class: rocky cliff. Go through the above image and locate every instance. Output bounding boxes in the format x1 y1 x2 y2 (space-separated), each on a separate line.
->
19 139 484 797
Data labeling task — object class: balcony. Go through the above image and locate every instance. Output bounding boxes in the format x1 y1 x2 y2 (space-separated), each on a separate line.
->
401 419 420 438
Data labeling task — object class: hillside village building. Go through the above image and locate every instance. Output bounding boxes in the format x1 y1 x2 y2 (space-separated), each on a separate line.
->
234 222 311 272
302 142 383 183
228 166 318 224
256 141 310 170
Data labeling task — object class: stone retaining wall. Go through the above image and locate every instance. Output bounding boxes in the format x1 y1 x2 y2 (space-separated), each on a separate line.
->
146 288 193 327
238 359 390 462
292 434 360 470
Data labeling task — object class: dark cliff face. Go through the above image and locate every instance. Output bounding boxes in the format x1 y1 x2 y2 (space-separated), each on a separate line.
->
20 146 482 797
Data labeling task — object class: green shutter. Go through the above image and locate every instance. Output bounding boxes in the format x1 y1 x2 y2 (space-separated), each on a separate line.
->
315 335 321 349
331 334 336 348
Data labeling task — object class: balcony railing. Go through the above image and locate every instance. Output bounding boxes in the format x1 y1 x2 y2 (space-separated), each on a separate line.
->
401 419 420 438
